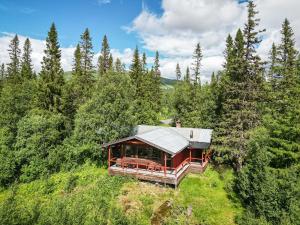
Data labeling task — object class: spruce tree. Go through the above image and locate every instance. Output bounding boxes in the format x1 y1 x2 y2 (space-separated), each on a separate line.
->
98 35 110 75
0 63 5 91
73 44 82 76
108 53 113 71
130 46 142 87
268 43 279 79
6 35 21 83
39 23 65 113
20 38 34 80
243 0 265 76
184 66 190 82
154 51 160 77
152 51 161 112
114 58 125 73
223 34 234 74
142 52 147 72
175 63 181 81
214 29 251 170
278 18 298 80
215 1 265 170
263 19 300 168
192 43 202 85
80 28 94 83
0 63 5 80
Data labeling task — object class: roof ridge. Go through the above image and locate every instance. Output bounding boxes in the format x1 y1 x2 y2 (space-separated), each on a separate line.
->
165 127 189 142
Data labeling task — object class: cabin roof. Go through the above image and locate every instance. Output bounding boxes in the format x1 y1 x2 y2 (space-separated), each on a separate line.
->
103 125 212 156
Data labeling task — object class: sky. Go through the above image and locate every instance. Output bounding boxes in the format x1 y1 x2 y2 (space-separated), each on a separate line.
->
0 0 300 81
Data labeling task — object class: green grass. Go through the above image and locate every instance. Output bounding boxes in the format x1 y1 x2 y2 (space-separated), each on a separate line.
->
176 167 242 225
0 165 242 225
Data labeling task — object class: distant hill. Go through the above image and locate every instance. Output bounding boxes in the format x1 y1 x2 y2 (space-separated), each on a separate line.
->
160 77 177 89
64 71 176 89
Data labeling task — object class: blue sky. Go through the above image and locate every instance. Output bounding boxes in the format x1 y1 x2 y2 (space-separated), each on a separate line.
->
0 0 299 80
0 0 161 52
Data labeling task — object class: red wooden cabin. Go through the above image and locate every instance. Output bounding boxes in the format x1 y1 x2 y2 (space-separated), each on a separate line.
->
102 125 212 187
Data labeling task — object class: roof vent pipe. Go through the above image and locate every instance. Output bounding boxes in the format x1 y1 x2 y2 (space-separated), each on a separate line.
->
190 130 193 139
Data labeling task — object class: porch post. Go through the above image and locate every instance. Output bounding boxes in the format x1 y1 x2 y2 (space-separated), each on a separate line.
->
189 148 192 163
108 146 111 167
164 152 167 176
201 151 204 166
121 144 124 170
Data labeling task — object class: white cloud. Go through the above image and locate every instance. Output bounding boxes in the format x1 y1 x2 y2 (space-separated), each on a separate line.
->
127 0 300 81
98 0 111 5
0 33 75 72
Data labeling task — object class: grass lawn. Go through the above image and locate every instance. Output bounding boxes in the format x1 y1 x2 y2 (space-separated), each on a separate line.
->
0 164 242 225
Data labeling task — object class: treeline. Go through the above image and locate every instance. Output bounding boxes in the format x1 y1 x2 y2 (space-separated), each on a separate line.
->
0 24 163 185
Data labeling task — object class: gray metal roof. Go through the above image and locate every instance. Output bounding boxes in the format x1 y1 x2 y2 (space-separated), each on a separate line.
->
135 125 212 143
136 127 189 155
103 125 212 156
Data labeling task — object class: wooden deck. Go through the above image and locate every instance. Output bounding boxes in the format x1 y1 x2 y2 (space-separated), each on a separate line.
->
108 160 208 187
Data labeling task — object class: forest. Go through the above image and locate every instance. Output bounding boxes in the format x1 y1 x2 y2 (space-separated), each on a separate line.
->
0 1 299 224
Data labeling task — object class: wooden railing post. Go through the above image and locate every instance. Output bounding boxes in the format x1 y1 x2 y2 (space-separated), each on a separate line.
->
189 148 192 163
108 146 111 167
164 152 167 176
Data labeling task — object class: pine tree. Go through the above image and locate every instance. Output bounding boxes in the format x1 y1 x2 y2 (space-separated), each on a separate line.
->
98 35 110 75
80 28 94 83
114 58 125 73
152 51 161 112
130 46 142 86
175 63 181 81
184 66 190 82
278 18 298 80
243 0 265 77
192 43 202 85
223 34 234 74
214 28 255 170
20 38 34 80
0 63 5 91
142 52 147 72
263 19 300 169
73 44 82 76
6 35 21 82
0 63 5 80
39 23 65 113
268 43 279 79
215 1 266 170
108 53 113 71
153 51 160 77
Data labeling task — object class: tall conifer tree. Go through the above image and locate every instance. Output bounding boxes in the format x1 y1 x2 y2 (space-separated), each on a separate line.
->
153 51 160 77
0 63 5 80
278 19 298 80
184 66 190 82
39 23 65 113
98 35 111 75
20 38 34 80
7 35 21 82
142 52 147 72
80 28 94 84
115 58 125 73
175 63 181 81
192 43 202 85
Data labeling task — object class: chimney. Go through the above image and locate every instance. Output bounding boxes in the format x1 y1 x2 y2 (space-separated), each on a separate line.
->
176 119 181 128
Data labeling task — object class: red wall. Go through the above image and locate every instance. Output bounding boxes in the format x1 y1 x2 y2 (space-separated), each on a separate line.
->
172 149 189 168
172 148 203 168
